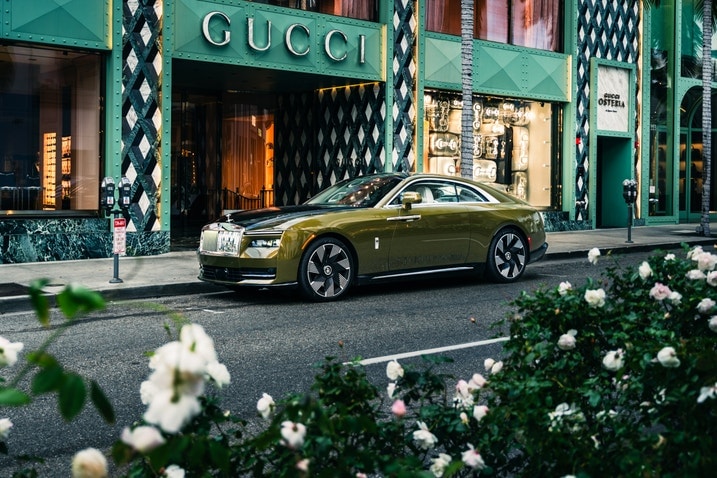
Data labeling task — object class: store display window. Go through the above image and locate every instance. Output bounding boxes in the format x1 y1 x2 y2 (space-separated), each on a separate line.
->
0 45 102 214
423 90 557 209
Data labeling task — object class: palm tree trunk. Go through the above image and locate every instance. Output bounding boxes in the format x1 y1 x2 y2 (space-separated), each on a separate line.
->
460 0 474 178
700 0 713 236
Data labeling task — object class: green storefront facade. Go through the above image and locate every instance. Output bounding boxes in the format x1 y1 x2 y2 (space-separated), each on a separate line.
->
0 0 698 263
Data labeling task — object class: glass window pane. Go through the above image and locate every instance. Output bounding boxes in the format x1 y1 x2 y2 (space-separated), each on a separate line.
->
0 46 101 213
510 0 560 51
423 90 557 209
256 0 377 21
477 0 508 44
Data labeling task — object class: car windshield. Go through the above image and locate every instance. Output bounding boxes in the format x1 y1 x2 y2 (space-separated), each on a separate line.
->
305 175 404 207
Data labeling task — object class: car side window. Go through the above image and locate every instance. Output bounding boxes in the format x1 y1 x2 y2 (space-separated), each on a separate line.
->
456 185 488 203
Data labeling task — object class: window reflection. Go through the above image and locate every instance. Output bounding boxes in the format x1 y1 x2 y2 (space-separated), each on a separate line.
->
254 0 377 21
0 46 102 213
426 0 561 52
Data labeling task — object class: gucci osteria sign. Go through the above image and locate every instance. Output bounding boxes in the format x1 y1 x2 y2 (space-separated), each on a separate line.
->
595 64 630 133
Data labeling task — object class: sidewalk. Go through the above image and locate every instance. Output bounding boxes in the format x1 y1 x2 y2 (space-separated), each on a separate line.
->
1 224 715 314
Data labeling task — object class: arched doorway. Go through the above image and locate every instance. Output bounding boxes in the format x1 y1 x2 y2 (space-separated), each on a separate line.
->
678 87 717 223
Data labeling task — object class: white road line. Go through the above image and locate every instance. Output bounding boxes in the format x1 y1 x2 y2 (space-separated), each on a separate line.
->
350 337 510 366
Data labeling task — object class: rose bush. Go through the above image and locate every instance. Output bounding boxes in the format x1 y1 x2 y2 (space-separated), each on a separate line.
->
2 245 716 476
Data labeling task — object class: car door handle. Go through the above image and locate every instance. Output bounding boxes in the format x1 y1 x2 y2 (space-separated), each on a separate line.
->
387 215 421 222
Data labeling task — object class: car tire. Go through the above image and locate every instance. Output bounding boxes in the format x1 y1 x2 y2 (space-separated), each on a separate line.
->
298 237 354 301
485 228 527 282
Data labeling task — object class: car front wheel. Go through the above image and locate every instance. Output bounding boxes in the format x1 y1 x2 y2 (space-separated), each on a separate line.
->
298 237 354 301
485 228 527 282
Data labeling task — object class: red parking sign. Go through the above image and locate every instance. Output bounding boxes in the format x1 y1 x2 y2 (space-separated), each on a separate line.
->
113 218 127 255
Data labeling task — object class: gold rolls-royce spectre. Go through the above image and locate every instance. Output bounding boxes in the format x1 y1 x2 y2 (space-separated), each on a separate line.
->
198 173 548 301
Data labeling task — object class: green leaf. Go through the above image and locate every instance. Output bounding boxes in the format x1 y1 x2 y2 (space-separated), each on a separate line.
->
56 284 105 319
28 278 51 327
58 373 86 420
26 351 59 368
31 365 65 394
90 380 115 424
0 388 31 406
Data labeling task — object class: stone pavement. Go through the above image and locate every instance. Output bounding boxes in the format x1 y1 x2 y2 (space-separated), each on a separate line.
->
0 224 715 314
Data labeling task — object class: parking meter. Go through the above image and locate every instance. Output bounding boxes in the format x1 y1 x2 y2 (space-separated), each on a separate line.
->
119 177 132 209
100 177 115 212
622 179 638 243
622 179 638 205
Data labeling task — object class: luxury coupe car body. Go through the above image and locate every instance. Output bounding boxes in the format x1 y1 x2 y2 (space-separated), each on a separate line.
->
197 172 548 301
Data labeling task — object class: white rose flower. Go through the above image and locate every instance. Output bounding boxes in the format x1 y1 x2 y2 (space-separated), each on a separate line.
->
487 360 503 374
121 425 165 453
602 349 624 372
0 336 24 368
467 373 487 390
694 251 717 271
656 346 680 368
164 465 186 478
707 271 717 286
687 246 704 259
484 358 495 371
462 444 486 470
558 281 572 296
698 298 716 314
0 418 13 440
257 393 275 419
387 382 397 398
638 261 653 279
473 405 489 422
664 253 676 261
280 420 307 449
686 269 707 281
558 329 578 350
587 248 601 265
71 448 108 478
430 453 452 478
206 361 230 388
386 360 404 381
413 421 438 450
669 291 683 305
698 383 717 403
709 316 717 332
649 283 673 301
143 390 202 434
584 288 606 308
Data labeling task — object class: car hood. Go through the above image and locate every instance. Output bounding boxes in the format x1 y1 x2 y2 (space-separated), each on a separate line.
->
213 205 356 230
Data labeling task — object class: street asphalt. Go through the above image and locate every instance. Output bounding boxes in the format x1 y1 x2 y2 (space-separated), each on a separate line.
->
0 224 715 314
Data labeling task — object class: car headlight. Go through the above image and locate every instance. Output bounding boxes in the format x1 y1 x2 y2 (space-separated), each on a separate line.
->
245 236 281 259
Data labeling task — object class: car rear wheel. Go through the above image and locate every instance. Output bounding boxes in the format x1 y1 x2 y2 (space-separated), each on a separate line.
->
485 228 527 282
298 237 354 301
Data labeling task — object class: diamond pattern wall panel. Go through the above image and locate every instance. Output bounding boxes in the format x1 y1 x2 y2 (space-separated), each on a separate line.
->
575 0 639 220
122 0 162 232
393 0 416 172
275 93 315 206
315 84 386 190
275 84 386 205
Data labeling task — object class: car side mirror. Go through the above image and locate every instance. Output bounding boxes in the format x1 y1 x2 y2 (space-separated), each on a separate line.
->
401 191 421 210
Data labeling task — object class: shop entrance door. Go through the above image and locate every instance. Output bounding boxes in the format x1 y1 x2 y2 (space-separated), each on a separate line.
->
596 136 632 228
171 90 275 242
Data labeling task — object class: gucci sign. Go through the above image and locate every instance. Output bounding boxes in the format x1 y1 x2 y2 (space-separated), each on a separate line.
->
202 11 366 63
